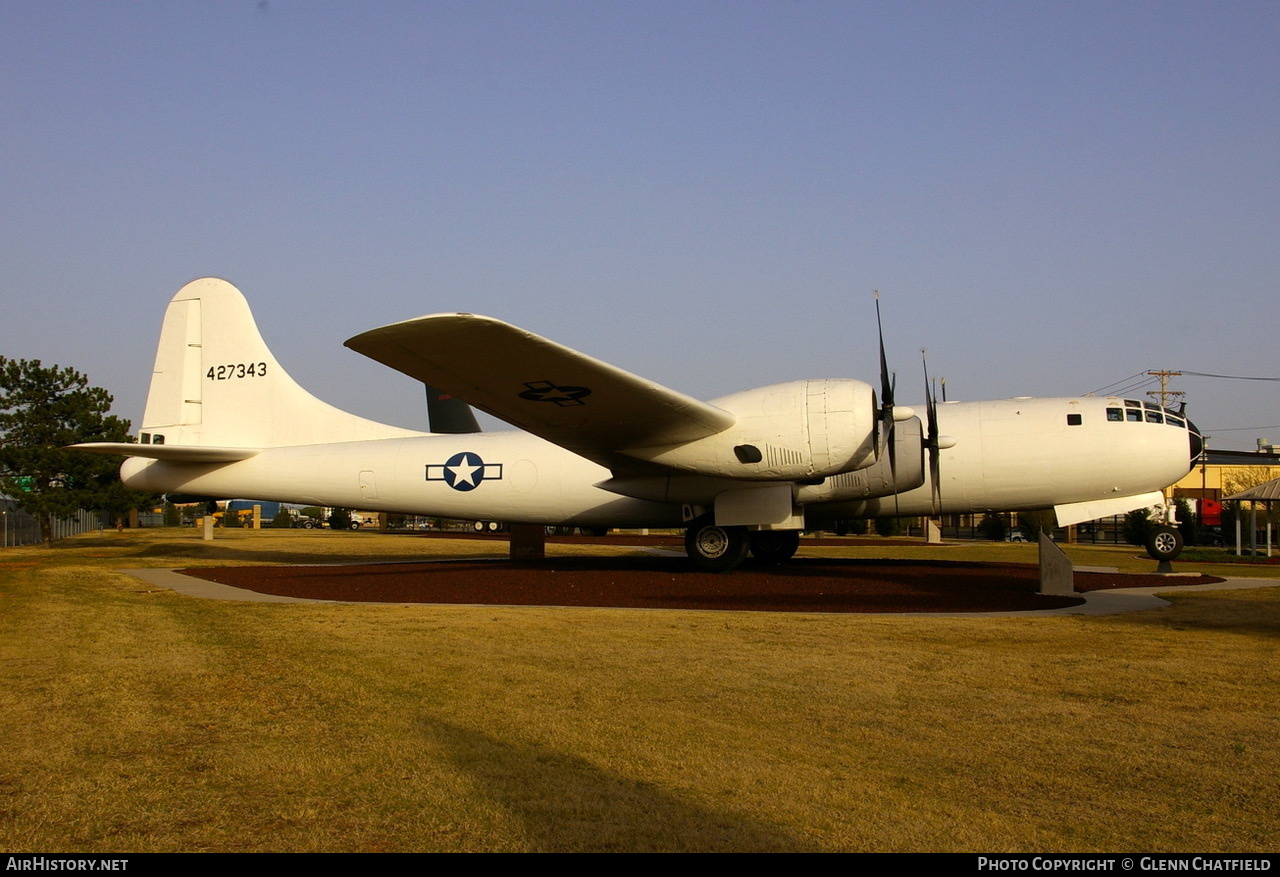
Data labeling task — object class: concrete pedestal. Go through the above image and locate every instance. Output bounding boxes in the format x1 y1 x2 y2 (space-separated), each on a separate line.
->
1038 532 1074 595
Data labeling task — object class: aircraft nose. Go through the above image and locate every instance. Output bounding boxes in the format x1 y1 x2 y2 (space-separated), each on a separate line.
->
1186 417 1204 468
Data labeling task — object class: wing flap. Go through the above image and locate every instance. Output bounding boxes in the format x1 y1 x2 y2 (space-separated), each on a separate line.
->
345 314 735 462
68 442 261 463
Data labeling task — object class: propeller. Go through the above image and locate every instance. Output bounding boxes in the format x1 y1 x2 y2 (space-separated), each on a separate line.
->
874 291 897 479
922 350 942 515
920 350 958 516
875 293 917 516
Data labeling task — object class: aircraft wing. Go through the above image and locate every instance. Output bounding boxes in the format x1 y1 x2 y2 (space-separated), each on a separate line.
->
345 314 736 465
68 443 261 463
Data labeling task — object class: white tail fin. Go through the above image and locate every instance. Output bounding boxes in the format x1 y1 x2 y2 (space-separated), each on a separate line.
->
140 278 420 448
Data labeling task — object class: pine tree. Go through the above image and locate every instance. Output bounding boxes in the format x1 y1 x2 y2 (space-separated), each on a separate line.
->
0 357 151 544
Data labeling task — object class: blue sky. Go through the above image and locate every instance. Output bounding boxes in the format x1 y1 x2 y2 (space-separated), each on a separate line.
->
3 1 1277 449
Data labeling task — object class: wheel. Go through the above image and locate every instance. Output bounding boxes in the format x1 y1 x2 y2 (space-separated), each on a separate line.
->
749 530 800 563
553 525 573 536
486 521 501 533
684 516 749 572
348 521 360 530
581 526 608 537
302 519 317 529
1146 525 1183 561
473 520 487 533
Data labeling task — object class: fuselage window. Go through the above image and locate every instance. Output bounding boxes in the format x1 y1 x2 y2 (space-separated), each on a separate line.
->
140 433 151 444
1126 409 1142 422
152 434 165 445
1107 408 1123 422
1067 414 1083 425
1145 411 1164 424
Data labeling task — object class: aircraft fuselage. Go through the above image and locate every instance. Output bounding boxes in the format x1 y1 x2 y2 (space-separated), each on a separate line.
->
121 394 1197 529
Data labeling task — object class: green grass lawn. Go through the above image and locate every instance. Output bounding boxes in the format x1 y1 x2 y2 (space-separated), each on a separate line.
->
1 529 1277 851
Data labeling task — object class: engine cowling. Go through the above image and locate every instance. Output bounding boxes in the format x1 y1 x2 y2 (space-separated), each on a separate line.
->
795 415 925 503
620 379 877 481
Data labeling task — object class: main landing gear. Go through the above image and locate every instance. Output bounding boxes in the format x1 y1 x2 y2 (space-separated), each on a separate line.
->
748 530 800 564
684 517 801 571
684 516 749 572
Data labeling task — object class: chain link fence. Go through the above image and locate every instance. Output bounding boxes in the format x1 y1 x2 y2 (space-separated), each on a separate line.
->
1 499 106 547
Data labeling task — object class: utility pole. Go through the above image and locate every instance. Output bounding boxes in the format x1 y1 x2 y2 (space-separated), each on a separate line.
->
1146 369 1185 410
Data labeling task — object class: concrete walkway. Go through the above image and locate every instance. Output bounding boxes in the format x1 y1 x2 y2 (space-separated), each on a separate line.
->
122 568 335 603
956 575 1280 618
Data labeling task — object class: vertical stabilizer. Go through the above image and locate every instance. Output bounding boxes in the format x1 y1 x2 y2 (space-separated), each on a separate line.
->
140 278 421 448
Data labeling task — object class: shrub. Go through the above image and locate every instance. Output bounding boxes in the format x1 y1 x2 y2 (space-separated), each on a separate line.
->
874 516 900 537
977 512 1009 541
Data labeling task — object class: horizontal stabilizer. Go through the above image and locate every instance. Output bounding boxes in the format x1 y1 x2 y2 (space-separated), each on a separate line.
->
346 313 736 465
68 442 261 463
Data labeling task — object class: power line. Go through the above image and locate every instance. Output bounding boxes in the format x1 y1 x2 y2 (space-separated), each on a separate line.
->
1178 370 1280 382
1146 370 1184 409
1088 371 1147 395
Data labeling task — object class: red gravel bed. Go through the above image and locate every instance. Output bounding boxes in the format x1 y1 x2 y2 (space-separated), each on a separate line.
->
178 555 1225 613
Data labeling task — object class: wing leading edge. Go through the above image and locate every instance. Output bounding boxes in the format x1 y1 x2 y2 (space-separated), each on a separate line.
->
345 314 736 466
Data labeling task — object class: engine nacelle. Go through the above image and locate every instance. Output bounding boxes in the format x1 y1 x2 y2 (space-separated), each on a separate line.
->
795 415 925 503
619 379 877 480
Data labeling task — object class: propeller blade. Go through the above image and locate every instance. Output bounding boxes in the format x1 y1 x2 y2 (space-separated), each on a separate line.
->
874 291 896 467
876 292 893 411
876 292 902 516
922 350 942 515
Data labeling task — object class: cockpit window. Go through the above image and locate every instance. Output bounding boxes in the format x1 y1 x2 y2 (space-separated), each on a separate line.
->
1167 416 1185 428
1107 408 1123 421
1145 411 1164 424
1126 409 1142 422
1124 400 1142 408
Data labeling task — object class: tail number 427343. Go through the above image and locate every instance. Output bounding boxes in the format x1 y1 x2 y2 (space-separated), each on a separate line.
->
206 362 267 380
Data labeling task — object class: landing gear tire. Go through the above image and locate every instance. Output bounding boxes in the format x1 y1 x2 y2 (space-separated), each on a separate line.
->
1146 526 1183 561
685 517 749 572
749 530 800 563
473 520 487 533
487 521 501 533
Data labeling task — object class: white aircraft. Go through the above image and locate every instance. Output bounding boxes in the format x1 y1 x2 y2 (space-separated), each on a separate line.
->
74 278 1201 570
